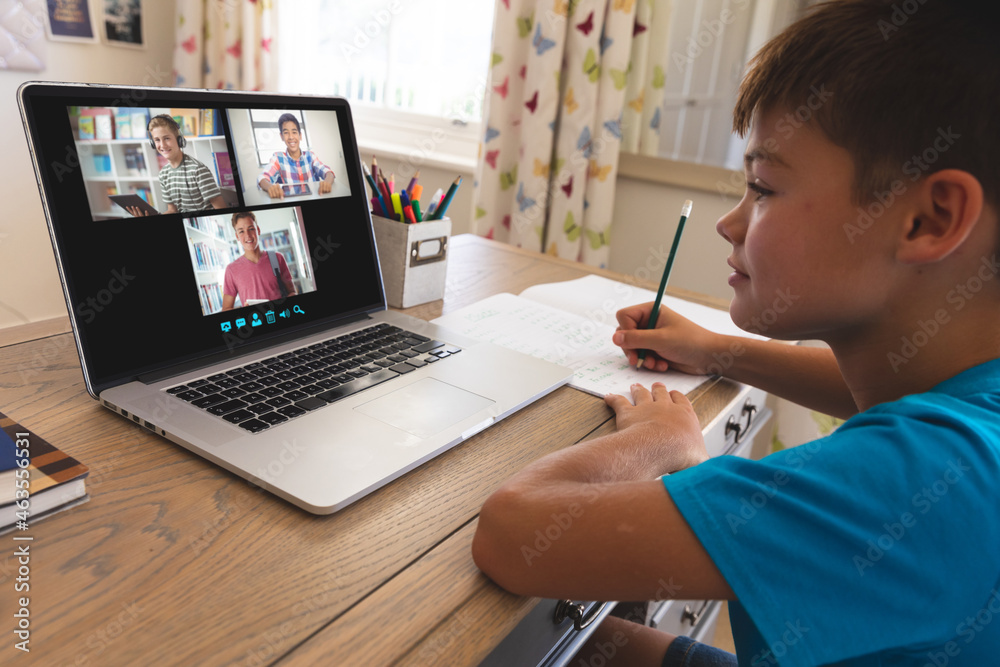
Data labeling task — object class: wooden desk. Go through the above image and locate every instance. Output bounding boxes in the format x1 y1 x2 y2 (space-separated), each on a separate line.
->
0 235 741 666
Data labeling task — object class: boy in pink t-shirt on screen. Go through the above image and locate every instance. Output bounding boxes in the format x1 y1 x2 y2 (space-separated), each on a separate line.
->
221 211 296 311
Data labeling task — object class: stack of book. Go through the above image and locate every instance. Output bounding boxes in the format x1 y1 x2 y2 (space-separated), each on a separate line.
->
1 411 89 534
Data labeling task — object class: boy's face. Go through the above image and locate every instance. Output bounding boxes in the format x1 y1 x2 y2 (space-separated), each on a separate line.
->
233 217 260 254
716 108 899 341
150 126 181 161
280 121 301 154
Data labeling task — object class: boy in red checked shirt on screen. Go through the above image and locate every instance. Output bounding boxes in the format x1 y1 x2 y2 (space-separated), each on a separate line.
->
472 1 1000 665
258 113 335 199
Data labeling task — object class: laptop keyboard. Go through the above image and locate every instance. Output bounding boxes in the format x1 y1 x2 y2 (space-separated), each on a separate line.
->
164 323 461 434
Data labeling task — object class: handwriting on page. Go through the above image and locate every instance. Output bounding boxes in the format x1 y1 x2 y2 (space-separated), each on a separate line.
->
434 294 706 398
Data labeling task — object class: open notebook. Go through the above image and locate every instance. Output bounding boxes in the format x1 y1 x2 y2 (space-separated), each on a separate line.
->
433 274 765 398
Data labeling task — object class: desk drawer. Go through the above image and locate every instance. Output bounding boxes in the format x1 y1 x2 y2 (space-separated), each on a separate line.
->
703 385 770 458
648 598 722 643
479 599 615 667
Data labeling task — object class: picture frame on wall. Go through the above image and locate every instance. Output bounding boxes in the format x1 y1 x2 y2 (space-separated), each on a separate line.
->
45 0 99 43
102 0 143 48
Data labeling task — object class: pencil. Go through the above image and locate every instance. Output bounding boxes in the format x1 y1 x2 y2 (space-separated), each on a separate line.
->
637 199 693 369
429 176 461 220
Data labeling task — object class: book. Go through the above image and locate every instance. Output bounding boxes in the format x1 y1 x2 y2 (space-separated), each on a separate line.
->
0 410 89 535
115 111 133 139
80 108 115 140
131 111 149 140
124 146 146 172
170 108 198 137
432 274 766 399
78 115 95 140
93 153 111 174
132 186 152 204
213 152 234 188
200 108 217 136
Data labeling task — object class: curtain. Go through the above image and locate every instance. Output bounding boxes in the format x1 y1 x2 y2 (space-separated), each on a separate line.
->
475 0 673 268
621 0 672 155
173 0 276 91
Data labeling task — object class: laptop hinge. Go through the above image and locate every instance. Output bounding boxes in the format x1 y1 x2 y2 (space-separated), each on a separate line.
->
137 312 372 385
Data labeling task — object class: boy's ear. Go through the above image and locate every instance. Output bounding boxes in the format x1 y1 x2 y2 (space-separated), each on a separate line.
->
896 169 984 265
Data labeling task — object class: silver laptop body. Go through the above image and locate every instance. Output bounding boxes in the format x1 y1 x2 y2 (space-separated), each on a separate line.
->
19 82 571 514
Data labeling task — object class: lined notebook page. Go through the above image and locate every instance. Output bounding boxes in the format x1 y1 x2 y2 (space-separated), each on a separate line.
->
432 292 706 398
519 275 760 340
433 275 764 398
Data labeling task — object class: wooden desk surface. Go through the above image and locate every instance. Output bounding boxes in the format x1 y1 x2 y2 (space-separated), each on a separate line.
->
0 235 738 666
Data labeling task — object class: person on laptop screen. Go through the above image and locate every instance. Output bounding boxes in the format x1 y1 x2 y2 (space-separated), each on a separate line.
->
257 113 335 200
127 114 226 216
221 211 297 310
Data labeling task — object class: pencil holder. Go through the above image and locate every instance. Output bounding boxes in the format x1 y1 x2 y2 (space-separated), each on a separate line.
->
371 215 451 309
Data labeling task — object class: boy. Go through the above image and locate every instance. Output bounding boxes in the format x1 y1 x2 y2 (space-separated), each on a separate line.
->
258 113 335 199
221 211 296 311
129 114 226 215
472 1 1000 665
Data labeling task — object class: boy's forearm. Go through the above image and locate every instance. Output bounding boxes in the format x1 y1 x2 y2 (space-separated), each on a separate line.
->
716 337 857 418
501 422 700 493
573 615 675 667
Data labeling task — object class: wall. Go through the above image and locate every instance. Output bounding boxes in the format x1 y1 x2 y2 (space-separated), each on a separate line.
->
0 1 176 333
609 176 740 302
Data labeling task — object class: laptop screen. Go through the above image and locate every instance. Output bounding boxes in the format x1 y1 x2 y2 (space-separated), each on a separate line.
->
19 83 386 394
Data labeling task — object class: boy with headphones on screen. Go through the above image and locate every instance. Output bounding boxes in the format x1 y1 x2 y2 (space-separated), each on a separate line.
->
473 1 1000 665
127 114 226 216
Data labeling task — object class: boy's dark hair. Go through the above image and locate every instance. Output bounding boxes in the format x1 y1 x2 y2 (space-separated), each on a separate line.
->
277 113 300 132
231 211 257 229
734 0 999 207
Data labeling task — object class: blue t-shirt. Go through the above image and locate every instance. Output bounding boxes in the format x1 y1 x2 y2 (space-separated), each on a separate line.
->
664 358 1000 666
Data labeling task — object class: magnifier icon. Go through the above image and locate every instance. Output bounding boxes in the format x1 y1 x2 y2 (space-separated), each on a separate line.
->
293 305 305 315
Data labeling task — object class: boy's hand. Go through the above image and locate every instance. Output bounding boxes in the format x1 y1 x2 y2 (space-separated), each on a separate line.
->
318 176 334 194
605 383 708 471
613 303 724 375
125 206 149 217
266 183 285 199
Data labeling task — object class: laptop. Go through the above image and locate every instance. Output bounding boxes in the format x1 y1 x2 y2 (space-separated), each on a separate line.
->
19 82 573 514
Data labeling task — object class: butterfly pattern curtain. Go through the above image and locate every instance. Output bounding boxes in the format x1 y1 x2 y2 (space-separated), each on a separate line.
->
173 0 276 91
475 0 673 267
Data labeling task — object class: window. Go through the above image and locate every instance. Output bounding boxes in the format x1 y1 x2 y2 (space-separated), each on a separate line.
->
647 0 811 169
277 1 495 124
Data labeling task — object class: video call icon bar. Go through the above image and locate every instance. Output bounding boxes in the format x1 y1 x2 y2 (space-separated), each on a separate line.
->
219 305 306 332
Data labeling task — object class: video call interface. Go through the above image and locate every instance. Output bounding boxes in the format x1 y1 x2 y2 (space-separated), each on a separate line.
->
26 88 385 386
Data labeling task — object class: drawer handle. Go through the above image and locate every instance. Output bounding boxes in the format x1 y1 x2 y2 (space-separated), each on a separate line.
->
682 600 711 626
553 600 611 631
725 399 758 445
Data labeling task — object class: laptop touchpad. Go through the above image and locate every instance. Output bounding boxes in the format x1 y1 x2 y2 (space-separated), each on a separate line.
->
355 378 495 439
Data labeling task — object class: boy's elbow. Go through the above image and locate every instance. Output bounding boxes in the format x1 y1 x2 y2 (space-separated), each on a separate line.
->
473 487 536 595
